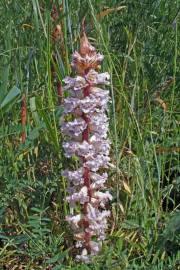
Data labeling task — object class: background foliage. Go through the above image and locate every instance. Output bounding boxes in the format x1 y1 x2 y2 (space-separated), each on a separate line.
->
0 0 180 269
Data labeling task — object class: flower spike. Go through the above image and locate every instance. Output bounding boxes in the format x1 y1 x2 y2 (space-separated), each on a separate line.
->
61 30 112 262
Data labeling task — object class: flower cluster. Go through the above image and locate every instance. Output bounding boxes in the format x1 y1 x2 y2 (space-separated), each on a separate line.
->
61 32 112 263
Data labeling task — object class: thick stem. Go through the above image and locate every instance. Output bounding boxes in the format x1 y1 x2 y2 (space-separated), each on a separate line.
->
82 84 92 251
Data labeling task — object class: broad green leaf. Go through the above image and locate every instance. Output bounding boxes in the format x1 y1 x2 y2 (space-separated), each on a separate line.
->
0 86 21 110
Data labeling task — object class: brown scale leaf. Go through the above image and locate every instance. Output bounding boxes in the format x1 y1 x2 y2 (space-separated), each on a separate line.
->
154 94 168 112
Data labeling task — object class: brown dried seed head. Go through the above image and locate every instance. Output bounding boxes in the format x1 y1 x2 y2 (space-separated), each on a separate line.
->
52 24 62 41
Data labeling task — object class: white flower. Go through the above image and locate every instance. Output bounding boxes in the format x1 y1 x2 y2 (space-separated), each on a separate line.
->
66 186 89 205
63 76 87 90
89 113 109 138
85 69 110 85
75 241 83 248
90 241 102 255
63 140 94 158
63 97 79 114
90 172 108 189
75 248 90 263
66 214 81 230
85 154 110 171
86 203 111 240
61 118 87 137
93 191 113 207
89 135 110 156
61 168 84 185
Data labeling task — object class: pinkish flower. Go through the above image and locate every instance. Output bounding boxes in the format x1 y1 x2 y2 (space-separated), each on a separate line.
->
61 118 87 137
75 248 90 263
85 69 110 85
61 168 84 185
63 76 87 90
89 241 102 255
66 186 89 206
85 154 110 172
66 214 81 230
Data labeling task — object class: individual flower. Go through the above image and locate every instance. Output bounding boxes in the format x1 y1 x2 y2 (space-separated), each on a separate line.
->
66 214 81 230
61 168 84 185
85 69 110 85
61 118 87 137
66 186 89 206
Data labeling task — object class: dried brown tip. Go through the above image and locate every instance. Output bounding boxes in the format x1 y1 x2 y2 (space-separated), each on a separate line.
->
51 4 59 21
80 18 95 56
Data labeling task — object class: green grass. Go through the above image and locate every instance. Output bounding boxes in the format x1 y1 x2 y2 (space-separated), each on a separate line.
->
0 0 180 269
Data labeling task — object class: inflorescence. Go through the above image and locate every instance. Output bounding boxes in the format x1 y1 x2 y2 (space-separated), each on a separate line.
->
61 31 112 263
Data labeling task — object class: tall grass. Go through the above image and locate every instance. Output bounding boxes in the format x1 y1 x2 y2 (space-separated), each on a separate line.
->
0 0 179 269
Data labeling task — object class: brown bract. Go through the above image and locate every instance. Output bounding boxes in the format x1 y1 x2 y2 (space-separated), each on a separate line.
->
52 24 63 41
72 31 103 75
80 32 96 57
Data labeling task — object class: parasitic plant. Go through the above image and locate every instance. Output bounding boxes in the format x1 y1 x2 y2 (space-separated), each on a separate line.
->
61 30 112 263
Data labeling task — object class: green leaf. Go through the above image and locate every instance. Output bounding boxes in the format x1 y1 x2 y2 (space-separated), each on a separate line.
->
28 128 40 141
164 213 180 240
46 254 61 264
157 213 180 250
0 234 9 240
0 86 21 110
121 220 140 229
52 265 63 270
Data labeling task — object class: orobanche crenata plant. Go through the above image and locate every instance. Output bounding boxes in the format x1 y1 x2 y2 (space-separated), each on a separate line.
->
61 30 112 263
